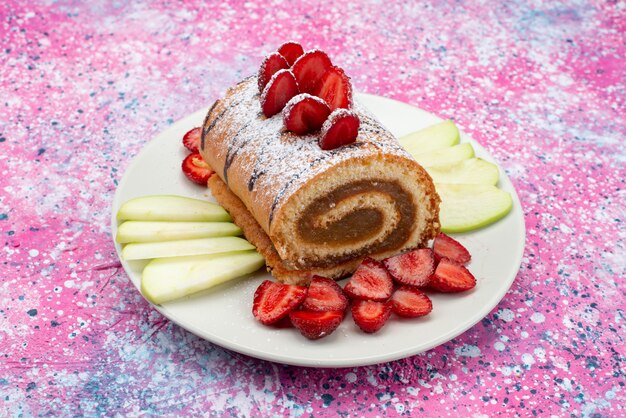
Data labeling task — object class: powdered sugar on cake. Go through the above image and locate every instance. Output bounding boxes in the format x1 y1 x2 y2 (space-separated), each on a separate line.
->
205 76 415 228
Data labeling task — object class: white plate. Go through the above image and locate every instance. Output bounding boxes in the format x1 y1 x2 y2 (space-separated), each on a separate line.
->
111 93 525 368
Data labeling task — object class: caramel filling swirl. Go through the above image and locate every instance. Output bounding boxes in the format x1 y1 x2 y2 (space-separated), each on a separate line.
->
295 180 416 267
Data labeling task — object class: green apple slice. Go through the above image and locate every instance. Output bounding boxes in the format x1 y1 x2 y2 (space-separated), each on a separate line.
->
426 158 500 185
122 236 254 260
399 120 460 155
141 250 266 304
436 183 513 233
412 143 474 167
116 221 242 243
117 195 230 222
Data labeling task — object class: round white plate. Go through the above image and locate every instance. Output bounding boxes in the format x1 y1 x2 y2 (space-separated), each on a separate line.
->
111 93 525 368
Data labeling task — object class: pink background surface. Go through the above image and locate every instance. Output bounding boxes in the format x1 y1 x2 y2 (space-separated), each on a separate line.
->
1 1 624 416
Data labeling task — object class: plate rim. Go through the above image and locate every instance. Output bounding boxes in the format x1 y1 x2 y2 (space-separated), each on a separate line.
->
111 93 526 367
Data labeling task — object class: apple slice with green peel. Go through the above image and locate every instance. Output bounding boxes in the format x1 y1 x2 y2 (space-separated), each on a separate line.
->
122 236 255 260
426 158 500 185
399 120 460 155
436 183 513 233
116 221 242 243
117 195 231 222
141 250 266 304
412 143 474 167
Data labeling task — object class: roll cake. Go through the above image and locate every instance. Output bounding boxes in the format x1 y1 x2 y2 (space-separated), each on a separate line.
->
200 76 440 284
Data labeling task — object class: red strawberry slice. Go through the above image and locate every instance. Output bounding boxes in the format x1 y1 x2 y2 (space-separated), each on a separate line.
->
181 152 214 185
313 66 353 111
277 41 305 66
391 286 433 318
292 49 333 94
319 109 360 150
343 257 393 301
252 280 307 325
351 300 392 333
182 127 201 153
258 52 289 93
283 94 331 135
302 275 348 312
261 69 299 118
383 248 435 288
270 316 294 329
289 310 344 340
433 233 471 265
429 259 476 292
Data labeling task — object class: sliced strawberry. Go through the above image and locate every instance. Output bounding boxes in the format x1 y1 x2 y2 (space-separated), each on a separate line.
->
391 286 433 318
289 310 344 340
302 275 348 312
291 50 333 94
283 93 331 135
182 127 201 153
181 152 214 185
313 66 352 111
261 69 299 118
343 257 393 301
430 259 476 292
270 316 294 329
258 52 289 93
351 300 392 333
383 248 435 288
277 41 305 66
433 233 471 264
319 109 360 150
252 280 307 325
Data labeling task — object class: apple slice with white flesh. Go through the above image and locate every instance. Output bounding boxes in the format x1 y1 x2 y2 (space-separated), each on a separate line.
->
116 221 242 243
436 183 513 233
426 158 500 185
412 143 474 167
141 250 266 304
399 120 460 155
122 236 254 260
117 195 231 222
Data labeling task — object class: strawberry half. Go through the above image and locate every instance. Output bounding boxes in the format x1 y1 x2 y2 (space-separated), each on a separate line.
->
351 300 392 333
182 127 201 153
343 257 393 301
261 69 299 118
429 259 476 292
181 152 214 185
289 310 344 340
291 49 333 94
277 41 305 66
302 275 348 312
313 66 352 111
283 94 331 135
383 248 435 288
319 109 360 150
432 233 471 265
252 280 307 325
258 52 289 93
391 286 433 318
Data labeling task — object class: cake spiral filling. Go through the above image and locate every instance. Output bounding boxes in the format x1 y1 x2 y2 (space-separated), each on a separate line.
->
293 180 416 267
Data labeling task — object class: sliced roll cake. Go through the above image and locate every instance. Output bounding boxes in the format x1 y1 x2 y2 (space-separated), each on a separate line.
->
200 76 440 284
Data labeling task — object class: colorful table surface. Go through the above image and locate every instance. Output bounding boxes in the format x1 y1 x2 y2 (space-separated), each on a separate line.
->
2 1 624 416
